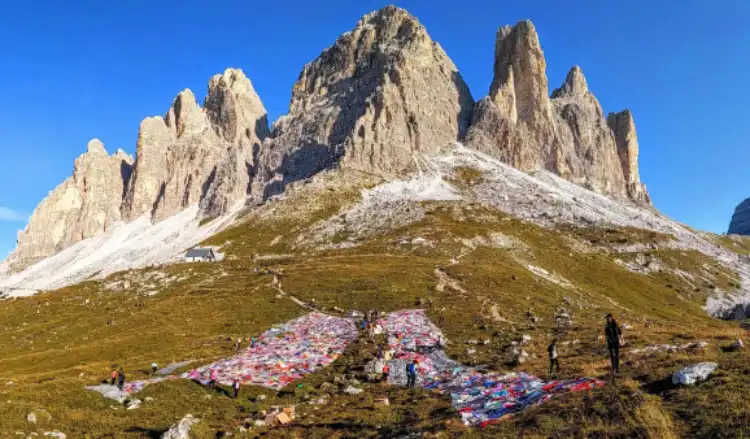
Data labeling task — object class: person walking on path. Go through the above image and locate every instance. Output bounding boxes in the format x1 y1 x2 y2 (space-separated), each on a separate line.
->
382 363 390 383
151 362 158 375
208 369 218 389
548 339 560 376
232 379 240 399
235 337 243 353
406 360 418 388
377 344 384 359
605 314 623 375
117 369 125 391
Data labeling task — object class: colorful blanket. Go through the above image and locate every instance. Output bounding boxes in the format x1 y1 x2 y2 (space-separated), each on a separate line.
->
377 310 605 427
184 312 357 389
89 312 358 401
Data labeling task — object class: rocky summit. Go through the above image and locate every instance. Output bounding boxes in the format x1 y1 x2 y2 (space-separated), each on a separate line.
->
7 6 650 271
253 5 474 199
466 21 650 205
729 198 750 235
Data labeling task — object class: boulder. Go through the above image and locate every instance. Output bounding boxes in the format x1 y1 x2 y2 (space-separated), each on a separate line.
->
162 414 199 439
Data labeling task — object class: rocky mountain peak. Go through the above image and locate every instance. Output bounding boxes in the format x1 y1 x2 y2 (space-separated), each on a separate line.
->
114 148 134 163
729 198 750 235
8 138 133 271
205 68 269 149
552 65 588 98
254 5 473 198
468 18 650 206
491 20 552 126
166 89 205 138
86 138 108 155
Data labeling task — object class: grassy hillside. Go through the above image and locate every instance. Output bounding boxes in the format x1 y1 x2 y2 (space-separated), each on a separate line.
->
1 183 749 438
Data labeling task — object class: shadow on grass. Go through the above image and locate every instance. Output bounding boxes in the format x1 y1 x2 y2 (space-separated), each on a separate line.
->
125 427 168 438
641 375 677 395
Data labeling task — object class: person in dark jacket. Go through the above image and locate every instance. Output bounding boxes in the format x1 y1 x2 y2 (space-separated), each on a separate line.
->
548 339 560 376
117 368 125 391
232 379 240 399
605 314 622 374
406 360 418 388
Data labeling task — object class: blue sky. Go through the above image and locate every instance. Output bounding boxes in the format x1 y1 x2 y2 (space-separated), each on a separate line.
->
1 0 748 258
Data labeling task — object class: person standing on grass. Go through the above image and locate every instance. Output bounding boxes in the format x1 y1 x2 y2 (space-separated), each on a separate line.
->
117 369 125 391
232 379 240 399
151 362 158 375
209 369 218 389
406 360 418 388
235 337 243 353
110 368 118 385
548 338 560 376
605 314 623 375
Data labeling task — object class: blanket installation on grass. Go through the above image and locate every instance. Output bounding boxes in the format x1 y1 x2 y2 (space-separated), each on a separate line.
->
87 312 358 401
376 309 605 427
184 312 357 389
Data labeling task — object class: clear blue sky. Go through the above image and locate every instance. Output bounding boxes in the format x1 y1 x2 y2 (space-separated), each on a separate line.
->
1 0 749 258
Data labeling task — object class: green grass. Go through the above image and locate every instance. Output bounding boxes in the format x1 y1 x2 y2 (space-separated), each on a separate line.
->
0 198 748 437
712 234 750 256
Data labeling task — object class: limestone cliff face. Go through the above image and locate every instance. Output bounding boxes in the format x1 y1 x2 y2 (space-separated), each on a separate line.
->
467 20 650 205
729 198 750 236
11 69 269 271
607 110 650 204
8 140 133 270
254 5 474 198
122 68 269 222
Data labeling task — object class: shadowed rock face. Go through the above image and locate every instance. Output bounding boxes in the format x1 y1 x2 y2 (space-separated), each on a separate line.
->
729 198 750 235
253 5 474 198
468 21 651 206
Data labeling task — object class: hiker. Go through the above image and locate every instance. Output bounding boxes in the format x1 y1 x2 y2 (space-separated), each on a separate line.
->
605 314 623 374
377 344 384 359
382 363 390 382
548 339 560 376
117 369 125 391
235 337 243 352
151 362 158 375
110 368 118 385
250 337 257 349
406 360 418 388
232 379 240 399
209 369 218 389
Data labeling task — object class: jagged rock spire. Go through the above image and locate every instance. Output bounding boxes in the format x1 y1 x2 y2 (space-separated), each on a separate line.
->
469 19 651 206
551 65 588 98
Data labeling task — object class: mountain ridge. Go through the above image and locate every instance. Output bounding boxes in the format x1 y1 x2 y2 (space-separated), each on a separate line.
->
6 6 650 274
